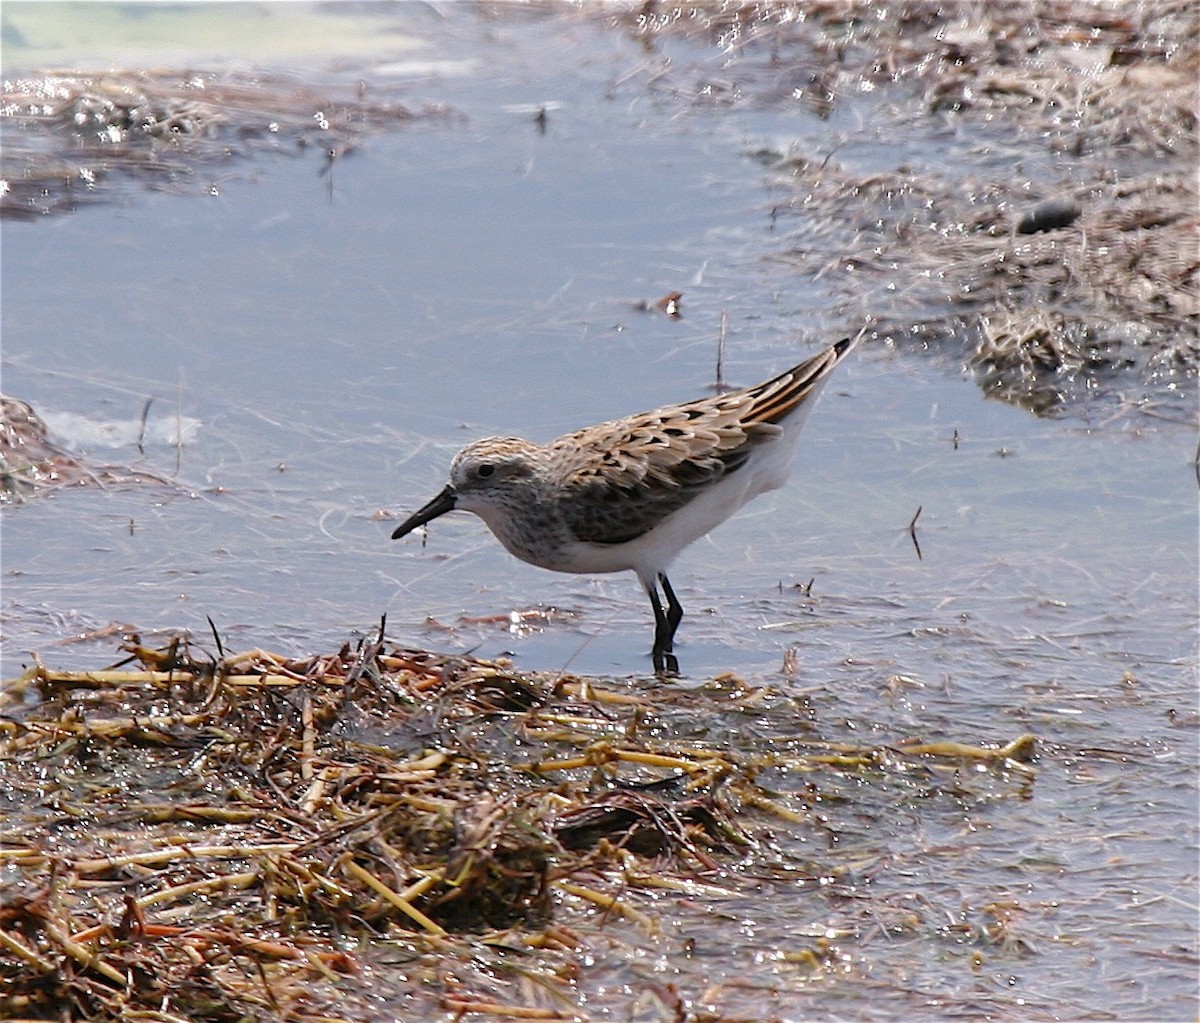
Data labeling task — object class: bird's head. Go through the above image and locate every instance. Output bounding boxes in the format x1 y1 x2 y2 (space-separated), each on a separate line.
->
390 437 541 540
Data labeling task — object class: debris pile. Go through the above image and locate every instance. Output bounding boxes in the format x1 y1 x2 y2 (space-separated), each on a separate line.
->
1 630 1037 1020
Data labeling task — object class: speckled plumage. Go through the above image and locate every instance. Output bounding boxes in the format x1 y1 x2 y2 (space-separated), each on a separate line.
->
392 336 859 673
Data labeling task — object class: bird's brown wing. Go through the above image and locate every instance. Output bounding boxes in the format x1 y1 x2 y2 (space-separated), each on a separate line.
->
555 338 853 546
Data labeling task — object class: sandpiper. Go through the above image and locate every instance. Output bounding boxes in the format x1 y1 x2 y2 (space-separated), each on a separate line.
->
391 336 859 674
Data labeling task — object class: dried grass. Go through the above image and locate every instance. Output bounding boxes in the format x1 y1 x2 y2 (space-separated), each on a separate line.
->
1 629 1036 1021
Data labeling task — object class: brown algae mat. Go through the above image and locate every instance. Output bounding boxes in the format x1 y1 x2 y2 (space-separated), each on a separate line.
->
0 68 445 220
611 0 1199 417
1 628 1036 1021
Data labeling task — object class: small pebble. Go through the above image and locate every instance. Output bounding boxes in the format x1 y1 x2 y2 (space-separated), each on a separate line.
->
1017 199 1082 234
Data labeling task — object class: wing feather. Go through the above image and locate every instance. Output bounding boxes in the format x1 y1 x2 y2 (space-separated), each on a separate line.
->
555 339 854 546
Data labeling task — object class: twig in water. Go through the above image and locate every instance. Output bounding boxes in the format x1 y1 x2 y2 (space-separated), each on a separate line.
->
716 310 728 392
818 139 846 172
909 505 923 561
207 615 225 659
136 397 153 457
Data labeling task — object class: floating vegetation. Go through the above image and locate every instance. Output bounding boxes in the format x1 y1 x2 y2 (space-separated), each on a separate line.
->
604 0 1199 419
1 627 1038 1021
0 69 448 218
762 158 1196 414
616 0 1197 164
0 395 181 503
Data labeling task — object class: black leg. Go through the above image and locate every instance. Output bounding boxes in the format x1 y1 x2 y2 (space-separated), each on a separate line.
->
646 575 681 676
658 572 683 647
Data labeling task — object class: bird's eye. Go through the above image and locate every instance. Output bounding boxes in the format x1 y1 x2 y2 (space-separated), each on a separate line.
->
476 463 495 479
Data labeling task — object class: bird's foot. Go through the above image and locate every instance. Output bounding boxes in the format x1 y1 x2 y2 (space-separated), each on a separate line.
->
652 648 680 678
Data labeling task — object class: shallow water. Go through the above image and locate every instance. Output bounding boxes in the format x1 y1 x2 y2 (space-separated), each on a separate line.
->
2 4 1197 1020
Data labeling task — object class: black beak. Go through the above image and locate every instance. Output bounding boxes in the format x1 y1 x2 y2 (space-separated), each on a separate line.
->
390 484 457 540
